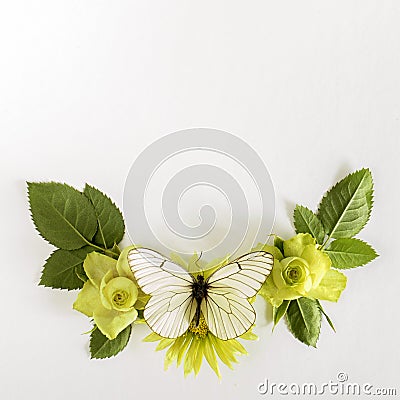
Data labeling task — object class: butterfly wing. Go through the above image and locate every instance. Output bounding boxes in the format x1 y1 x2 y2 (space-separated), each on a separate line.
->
202 251 273 340
128 248 197 338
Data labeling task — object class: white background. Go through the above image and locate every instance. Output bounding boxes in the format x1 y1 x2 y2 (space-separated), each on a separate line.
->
1 1 399 399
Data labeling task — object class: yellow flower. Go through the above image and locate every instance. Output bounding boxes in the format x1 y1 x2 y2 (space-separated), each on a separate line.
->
257 233 347 308
144 316 258 378
73 251 143 339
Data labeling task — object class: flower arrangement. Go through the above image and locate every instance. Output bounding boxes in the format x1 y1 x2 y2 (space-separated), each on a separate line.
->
28 168 378 377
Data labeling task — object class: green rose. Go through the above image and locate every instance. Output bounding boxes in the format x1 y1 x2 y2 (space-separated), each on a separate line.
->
73 251 140 340
258 233 347 307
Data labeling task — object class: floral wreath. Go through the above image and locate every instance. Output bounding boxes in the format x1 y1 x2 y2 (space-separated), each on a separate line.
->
28 168 377 378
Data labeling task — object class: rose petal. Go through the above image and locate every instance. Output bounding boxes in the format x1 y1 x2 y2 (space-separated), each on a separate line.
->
307 269 347 302
84 252 117 289
301 244 331 288
272 259 286 289
94 307 138 340
259 275 283 307
99 270 117 310
259 244 284 261
103 277 138 311
73 281 100 317
283 233 316 257
116 245 137 280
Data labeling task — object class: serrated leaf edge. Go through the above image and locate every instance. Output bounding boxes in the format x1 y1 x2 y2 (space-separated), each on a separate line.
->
27 181 96 250
89 325 132 359
325 238 379 269
286 298 321 348
293 205 325 244
317 168 374 240
83 183 125 249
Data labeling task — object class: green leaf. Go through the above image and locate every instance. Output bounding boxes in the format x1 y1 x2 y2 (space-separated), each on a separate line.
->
90 325 132 359
286 297 321 347
28 182 97 250
83 184 125 249
39 246 93 290
316 300 335 332
325 238 378 269
293 205 325 244
273 300 290 329
273 235 285 254
317 169 373 239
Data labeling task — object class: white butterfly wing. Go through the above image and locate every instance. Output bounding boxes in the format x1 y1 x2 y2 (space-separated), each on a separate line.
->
203 251 273 340
128 248 197 338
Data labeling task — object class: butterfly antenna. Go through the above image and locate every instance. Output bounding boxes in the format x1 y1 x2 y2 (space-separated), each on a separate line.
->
195 251 204 276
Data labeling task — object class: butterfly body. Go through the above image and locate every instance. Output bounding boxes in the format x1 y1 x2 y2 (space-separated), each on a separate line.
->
192 275 209 326
128 248 273 340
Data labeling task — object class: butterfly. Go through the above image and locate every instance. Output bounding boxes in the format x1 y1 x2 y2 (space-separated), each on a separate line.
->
127 248 273 340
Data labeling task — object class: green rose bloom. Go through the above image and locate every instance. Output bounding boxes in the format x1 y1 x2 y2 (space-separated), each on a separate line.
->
73 250 141 340
258 233 347 307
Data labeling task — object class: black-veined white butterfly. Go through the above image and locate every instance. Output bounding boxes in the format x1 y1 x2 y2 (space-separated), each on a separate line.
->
127 248 273 340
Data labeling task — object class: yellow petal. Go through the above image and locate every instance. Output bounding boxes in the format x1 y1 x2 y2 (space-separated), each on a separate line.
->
164 335 186 370
259 244 284 261
307 269 347 302
184 336 200 376
102 277 138 311
259 276 284 308
209 335 235 369
156 338 175 351
177 335 192 366
218 340 241 361
93 307 137 340
143 332 162 342
133 289 150 310
227 339 248 355
301 245 331 288
116 245 136 280
283 233 316 257
239 329 258 341
73 281 100 317
303 275 313 292
169 252 187 268
99 270 115 309
193 339 204 375
84 252 117 289
203 336 221 378
187 252 202 274
276 286 302 301
272 259 286 289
